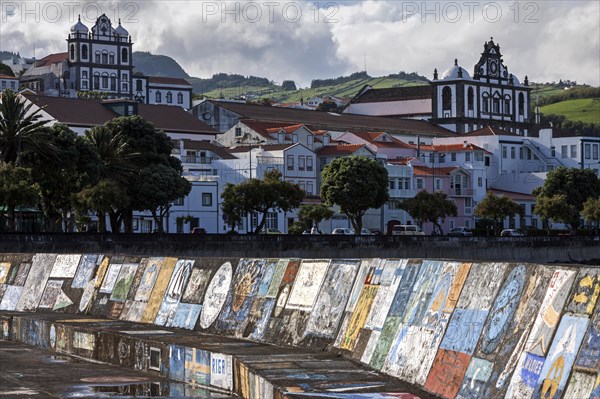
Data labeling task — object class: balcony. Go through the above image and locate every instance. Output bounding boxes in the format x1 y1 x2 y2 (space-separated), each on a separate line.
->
449 188 474 197
181 156 213 164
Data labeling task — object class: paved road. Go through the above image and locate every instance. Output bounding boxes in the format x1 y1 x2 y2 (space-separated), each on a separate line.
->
0 340 234 398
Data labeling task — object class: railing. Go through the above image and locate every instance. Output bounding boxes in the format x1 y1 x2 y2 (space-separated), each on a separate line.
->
180 156 213 164
522 139 564 169
449 188 474 197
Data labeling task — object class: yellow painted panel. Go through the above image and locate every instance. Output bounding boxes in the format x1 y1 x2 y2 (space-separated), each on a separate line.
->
141 257 177 323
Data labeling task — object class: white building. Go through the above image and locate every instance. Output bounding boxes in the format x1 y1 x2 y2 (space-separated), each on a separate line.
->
0 74 18 91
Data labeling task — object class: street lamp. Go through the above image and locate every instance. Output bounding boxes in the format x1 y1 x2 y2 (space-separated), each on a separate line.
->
422 151 445 192
236 135 265 179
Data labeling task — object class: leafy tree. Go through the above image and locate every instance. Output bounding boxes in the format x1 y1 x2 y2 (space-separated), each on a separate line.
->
132 164 191 233
401 191 457 234
83 116 189 233
534 194 579 231
321 156 389 234
221 169 304 234
0 89 55 164
0 162 38 232
281 80 297 91
474 193 523 235
316 100 339 113
533 167 600 229
297 204 334 231
582 197 600 229
22 124 100 232
76 179 129 233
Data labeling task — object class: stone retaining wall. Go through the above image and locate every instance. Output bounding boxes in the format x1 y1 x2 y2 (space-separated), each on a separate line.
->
0 253 599 398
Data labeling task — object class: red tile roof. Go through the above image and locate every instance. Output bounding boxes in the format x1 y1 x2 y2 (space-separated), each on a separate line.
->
264 124 305 134
419 143 490 153
0 74 17 79
350 131 415 149
146 76 191 86
180 139 236 159
22 94 217 135
412 165 458 176
462 126 520 137
316 144 368 156
210 100 452 137
36 52 68 67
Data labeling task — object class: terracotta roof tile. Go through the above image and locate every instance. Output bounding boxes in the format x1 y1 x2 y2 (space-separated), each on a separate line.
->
211 100 451 136
36 52 68 67
137 103 215 134
316 144 367 156
350 131 415 149
412 165 458 176
461 125 520 137
0 74 17 79
180 140 236 159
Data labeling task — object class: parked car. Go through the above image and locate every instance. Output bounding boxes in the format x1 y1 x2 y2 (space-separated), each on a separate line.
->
369 228 383 235
332 228 355 235
448 227 473 237
500 229 525 237
391 225 425 236
191 227 206 235
360 228 375 235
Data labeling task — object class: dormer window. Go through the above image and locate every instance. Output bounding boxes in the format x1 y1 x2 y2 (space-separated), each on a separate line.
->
278 132 284 143
235 127 242 137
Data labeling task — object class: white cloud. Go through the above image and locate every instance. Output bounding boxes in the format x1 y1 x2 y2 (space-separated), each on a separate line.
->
1 0 598 86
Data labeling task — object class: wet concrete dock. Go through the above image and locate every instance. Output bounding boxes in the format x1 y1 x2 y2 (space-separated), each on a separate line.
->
0 312 435 399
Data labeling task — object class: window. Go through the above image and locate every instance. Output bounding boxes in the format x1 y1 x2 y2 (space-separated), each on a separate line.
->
298 156 305 171
110 76 116 91
235 127 242 137
122 73 128 81
502 146 507 158
475 152 483 162
299 181 306 191
465 152 471 162
307 156 313 171
585 144 591 159
173 197 184 206
416 178 423 189
519 147 524 159
1 81 4 89
511 147 516 159
571 145 577 158
121 48 128 63
287 155 294 171
292 134 298 143
442 86 452 111
320 158 326 171
438 153 445 163
122 83 128 92
451 153 456 162
492 96 500 113
109 53 115 64
82 81 88 89
93 74 99 90
478 176 483 187
435 178 441 191
101 51 108 64
561 145 568 158
70 44 75 60
177 92 183 104
518 93 525 115
467 87 474 111
594 145 599 160
101 75 108 89
202 193 212 207
140 219 152 233
166 92 173 104
95 51 100 63
307 135 314 149
389 179 396 190
504 96 511 114
266 212 278 230
155 91 162 102
551 146 556 157
136 79 142 91
307 181 314 195
81 45 88 59
82 71 88 79
485 156 490 166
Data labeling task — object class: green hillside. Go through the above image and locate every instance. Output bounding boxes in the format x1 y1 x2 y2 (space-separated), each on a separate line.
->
540 98 600 125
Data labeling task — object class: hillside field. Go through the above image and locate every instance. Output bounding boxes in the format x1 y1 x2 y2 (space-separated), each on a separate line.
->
540 98 600 125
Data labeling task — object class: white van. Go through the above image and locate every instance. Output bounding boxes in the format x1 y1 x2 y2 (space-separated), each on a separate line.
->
392 225 425 236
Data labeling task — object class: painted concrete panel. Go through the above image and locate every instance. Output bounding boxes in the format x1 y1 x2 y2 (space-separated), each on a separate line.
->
576 304 600 371
506 351 545 399
0 285 23 310
424 348 471 399
305 259 360 338
456 357 494 399
155 259 194 326
110 263 138 302
16 253 57 311
170 303 202 330
71 254 101 289
134 258 163 302
563 371 596 399
169 345 186 381
534 315 589 399
286 260 330 311
185 347 211 386
211 352 233 391
50 254 82 278
266 259 291 299
339 284 378 351
566 268 600 316
99 263 122 294
0 262 11 284
199 261 233 329
13 261 32 286
181 268 211 304
526 269 576 357
141 257 177 323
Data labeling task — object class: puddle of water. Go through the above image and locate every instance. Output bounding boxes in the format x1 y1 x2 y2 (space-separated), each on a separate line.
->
67 382 227 398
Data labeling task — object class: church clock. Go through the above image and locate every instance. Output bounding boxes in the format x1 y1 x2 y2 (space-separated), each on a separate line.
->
489 60 498 76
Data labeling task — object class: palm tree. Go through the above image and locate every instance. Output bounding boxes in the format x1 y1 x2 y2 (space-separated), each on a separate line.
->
0 89 52 164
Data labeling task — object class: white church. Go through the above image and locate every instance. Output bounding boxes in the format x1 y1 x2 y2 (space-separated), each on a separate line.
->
19 14 193 109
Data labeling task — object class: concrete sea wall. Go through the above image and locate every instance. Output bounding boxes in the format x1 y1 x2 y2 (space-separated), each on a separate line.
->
0 253 599 398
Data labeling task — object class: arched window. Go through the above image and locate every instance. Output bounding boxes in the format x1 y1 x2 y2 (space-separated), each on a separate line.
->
110 73 117 91
492 94 500 114
81 45 88 59
482 93 489 113
95 51 100 64
93 72 100 90
70 44 75 60
155 91 162 102
121 48 128 63
109 52 115 64
101 73 109 89
518 93 525 115
467 87 474 111
166 92 173 103
101 50 108 64
177 92 183 104
442 86 452 111
504 95 511 115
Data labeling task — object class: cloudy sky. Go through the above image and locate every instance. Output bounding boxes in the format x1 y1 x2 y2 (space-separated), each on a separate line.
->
1 0 598 87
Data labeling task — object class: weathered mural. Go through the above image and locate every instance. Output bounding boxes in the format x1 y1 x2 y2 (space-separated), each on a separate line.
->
0 253 596 399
